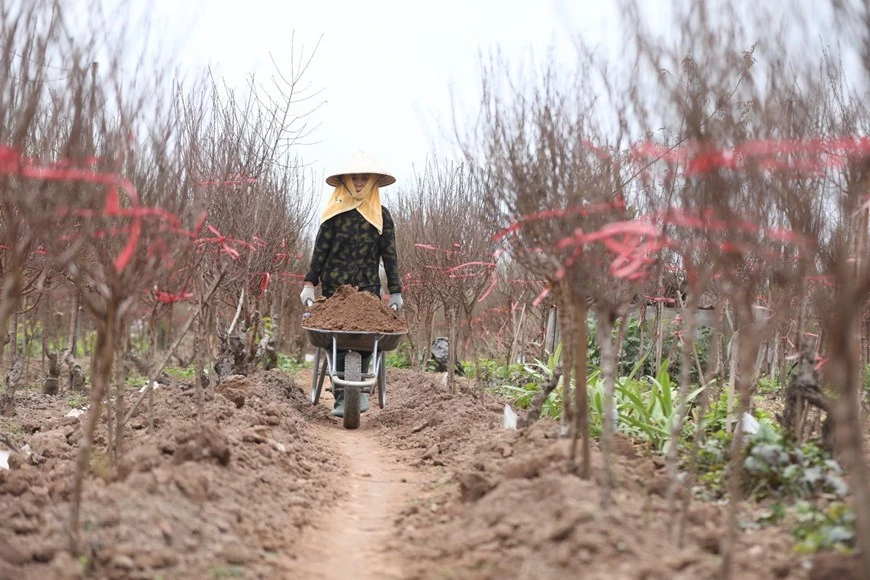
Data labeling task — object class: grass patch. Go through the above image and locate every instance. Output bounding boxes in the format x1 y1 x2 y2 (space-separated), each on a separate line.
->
66 391 89 409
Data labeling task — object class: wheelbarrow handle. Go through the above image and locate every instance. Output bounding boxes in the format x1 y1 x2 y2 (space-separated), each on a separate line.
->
303 298 314 319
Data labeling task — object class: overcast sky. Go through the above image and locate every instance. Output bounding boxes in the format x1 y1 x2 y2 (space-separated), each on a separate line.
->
96 0 854 206
116 0 636 200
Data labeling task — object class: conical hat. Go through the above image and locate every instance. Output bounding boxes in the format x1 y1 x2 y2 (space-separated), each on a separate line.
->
326 150 396 187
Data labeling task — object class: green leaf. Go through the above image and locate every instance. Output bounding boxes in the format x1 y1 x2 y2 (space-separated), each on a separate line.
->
743 455 770 475
823 525 854 544
801 466 823 485
592 389 603 415
625 350 649 382
825 474 849 497
752 422 781 445
782 464 802 481
646 379 659 418
617 384 652 423
794 535 821 554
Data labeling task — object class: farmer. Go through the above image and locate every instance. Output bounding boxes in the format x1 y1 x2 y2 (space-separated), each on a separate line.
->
300 150 404 417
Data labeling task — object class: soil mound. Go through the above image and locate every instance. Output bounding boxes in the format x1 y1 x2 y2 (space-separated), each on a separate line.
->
368 369 503 467
0 370 341 579
303 285 407 333
372 369 807 580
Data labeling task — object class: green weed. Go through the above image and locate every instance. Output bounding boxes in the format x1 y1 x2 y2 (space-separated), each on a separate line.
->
66 391 89 409
742 423 848 500
757 375 780 395
386 347 412 369
212 565 245 578
165 366 196 381
277 354 307 374
612 359 705 452
793 501 855 554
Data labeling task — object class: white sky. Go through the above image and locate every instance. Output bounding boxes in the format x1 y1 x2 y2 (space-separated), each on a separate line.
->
90 0 856 206
116 0 631 201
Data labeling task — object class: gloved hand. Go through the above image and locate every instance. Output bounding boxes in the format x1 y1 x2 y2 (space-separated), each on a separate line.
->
388 293 404 310
300 285 316 306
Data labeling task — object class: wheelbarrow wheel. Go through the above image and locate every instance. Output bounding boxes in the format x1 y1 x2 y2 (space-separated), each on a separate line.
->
310 348 327 405
377 356 387 409
343 351 361 430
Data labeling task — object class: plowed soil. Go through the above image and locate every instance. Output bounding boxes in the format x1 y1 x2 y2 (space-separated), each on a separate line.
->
0 366 862 579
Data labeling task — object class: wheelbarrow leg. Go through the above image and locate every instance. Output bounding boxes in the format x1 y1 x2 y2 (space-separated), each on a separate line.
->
377 354 387 409
310 348 328 405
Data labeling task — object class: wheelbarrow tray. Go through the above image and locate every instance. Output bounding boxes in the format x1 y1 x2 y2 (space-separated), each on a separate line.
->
304 327 406 352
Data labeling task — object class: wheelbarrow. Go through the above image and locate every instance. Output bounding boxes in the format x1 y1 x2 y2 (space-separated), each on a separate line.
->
304 326 406 429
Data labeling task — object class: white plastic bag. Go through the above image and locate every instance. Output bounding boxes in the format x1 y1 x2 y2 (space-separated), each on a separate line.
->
741 412 760 435
503 404 518 430
139 381 160 394
66 408 86 418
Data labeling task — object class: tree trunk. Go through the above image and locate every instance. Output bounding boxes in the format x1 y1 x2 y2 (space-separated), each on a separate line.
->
214 331 246 382
678 302 723 547
544 305 558 358
559 285 574 436
779 348 831 443
721 299 764 580
0 259 23 413
448 303 458 394
570 292 590 479
64 350 86 392
69 296 117 554
725 325 738 435
113 342 125 467
254 331 277 371
275 281 287 353
43 351 61 395
163 302 174 351
194 302 209 422
825 291 870 579
597 312 616 507
421 305 434 371
0 354 23 416
667 291 700 537
42 292 60 395
67 290 81 357
247 308 261 365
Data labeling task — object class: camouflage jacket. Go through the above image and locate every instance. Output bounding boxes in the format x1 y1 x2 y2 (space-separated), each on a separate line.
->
304 207 402 298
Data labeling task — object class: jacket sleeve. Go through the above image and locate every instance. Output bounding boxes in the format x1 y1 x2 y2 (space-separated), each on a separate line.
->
304 220 334 286
379 208 403 295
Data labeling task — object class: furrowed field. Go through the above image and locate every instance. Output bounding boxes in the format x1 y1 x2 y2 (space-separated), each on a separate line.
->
1 1 870 578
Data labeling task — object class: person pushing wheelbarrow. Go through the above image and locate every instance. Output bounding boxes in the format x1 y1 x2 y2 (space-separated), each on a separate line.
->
300 150 404 418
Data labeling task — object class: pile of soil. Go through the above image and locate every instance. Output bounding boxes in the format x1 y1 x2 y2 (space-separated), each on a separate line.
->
303 285 407 333
0 370 339 579
371 369 832 580
369 369 503 467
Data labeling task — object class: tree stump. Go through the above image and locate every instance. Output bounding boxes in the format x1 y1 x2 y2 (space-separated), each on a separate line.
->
64 350 86 392
213 332 246 384
0 354 23 415
254 333 277 371
778 348 834 450
43 351 61 395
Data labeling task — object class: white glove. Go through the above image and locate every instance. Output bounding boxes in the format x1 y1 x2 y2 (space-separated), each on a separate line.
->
300 285 316 306
388 293 403 310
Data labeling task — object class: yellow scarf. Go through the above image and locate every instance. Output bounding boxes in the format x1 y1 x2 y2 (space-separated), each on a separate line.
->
319 175 383 233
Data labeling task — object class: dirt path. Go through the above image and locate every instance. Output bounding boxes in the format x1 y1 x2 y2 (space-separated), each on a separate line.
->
293 380 422 580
